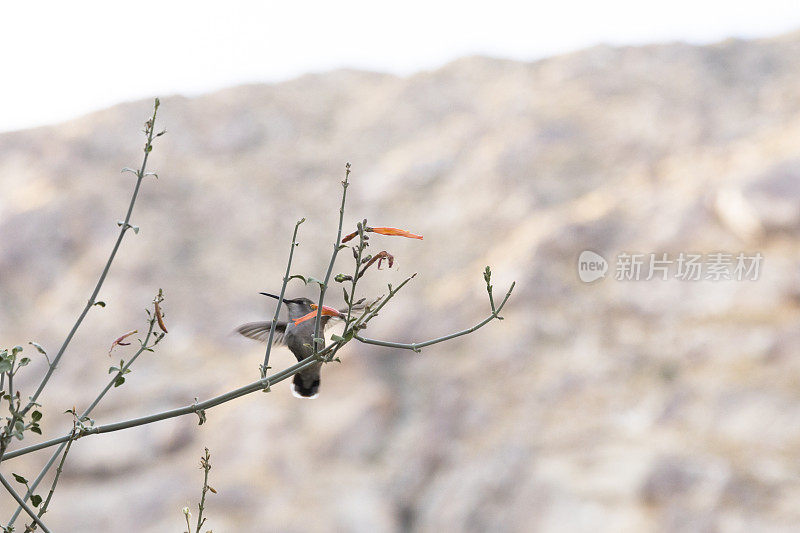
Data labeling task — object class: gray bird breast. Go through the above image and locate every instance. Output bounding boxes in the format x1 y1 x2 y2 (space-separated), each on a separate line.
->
284 319 327 361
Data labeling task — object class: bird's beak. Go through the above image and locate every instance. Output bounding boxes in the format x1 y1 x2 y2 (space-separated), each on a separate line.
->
259 292 281 300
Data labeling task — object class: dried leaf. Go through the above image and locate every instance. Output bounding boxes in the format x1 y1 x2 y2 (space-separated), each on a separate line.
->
154 300 168 333
358 251 395 279
108 330 138 356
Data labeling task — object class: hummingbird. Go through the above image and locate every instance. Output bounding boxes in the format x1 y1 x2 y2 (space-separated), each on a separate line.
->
237 292 355 398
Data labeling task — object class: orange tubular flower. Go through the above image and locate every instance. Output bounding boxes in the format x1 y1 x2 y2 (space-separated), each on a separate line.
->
293 305 343 325
369 227 423 240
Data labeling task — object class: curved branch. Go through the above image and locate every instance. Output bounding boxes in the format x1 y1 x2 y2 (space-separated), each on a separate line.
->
354 281 515 352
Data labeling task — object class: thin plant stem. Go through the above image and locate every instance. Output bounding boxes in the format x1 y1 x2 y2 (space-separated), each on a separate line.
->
6 99 161 435
344 224 367 324
24 426 77 532
2 352 327 460
0 366 19 459
261 218 305 378
7 320 159 526
312 163 351 357
323 273 416 363
355 282 515 352
0 473 51 533
3 276 430 460
194 448 212 533
323 221 367 363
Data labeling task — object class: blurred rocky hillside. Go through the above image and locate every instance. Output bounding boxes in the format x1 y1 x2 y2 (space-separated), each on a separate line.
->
2 32 800 532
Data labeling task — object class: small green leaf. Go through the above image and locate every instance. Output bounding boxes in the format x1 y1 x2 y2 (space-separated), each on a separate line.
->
307 277 325 288
330 334 345 343
288 274 307 284
28 342 47 355
12 346 23 356
31 411 42 422
0 360 12 373
30 425 41 435
30 494 42 507
18 357 30 367
94 301 106 307
12 473 27 485
113 376 125 387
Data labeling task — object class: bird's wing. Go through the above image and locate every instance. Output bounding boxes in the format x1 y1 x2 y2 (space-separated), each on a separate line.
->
336 298 375 316
324 301 369 330
236 321 287 344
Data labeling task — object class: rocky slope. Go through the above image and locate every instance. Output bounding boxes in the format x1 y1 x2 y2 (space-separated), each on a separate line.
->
1 32 800 532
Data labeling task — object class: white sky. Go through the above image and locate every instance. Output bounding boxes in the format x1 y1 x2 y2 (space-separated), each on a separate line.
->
1 1 799 133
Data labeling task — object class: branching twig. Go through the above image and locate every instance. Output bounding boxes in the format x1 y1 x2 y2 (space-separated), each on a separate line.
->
7 314 162 526
0 473 51 533
311 163 351 357
355 278 515 353
1 98 163 447
323 273 416 363
194 448 214 533
23 425 77 532
3 349 331 460
3 283 423 460
344 221 367 323
0 122 517 533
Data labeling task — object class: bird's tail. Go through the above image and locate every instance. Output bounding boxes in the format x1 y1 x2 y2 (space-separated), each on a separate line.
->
292 365 321 399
